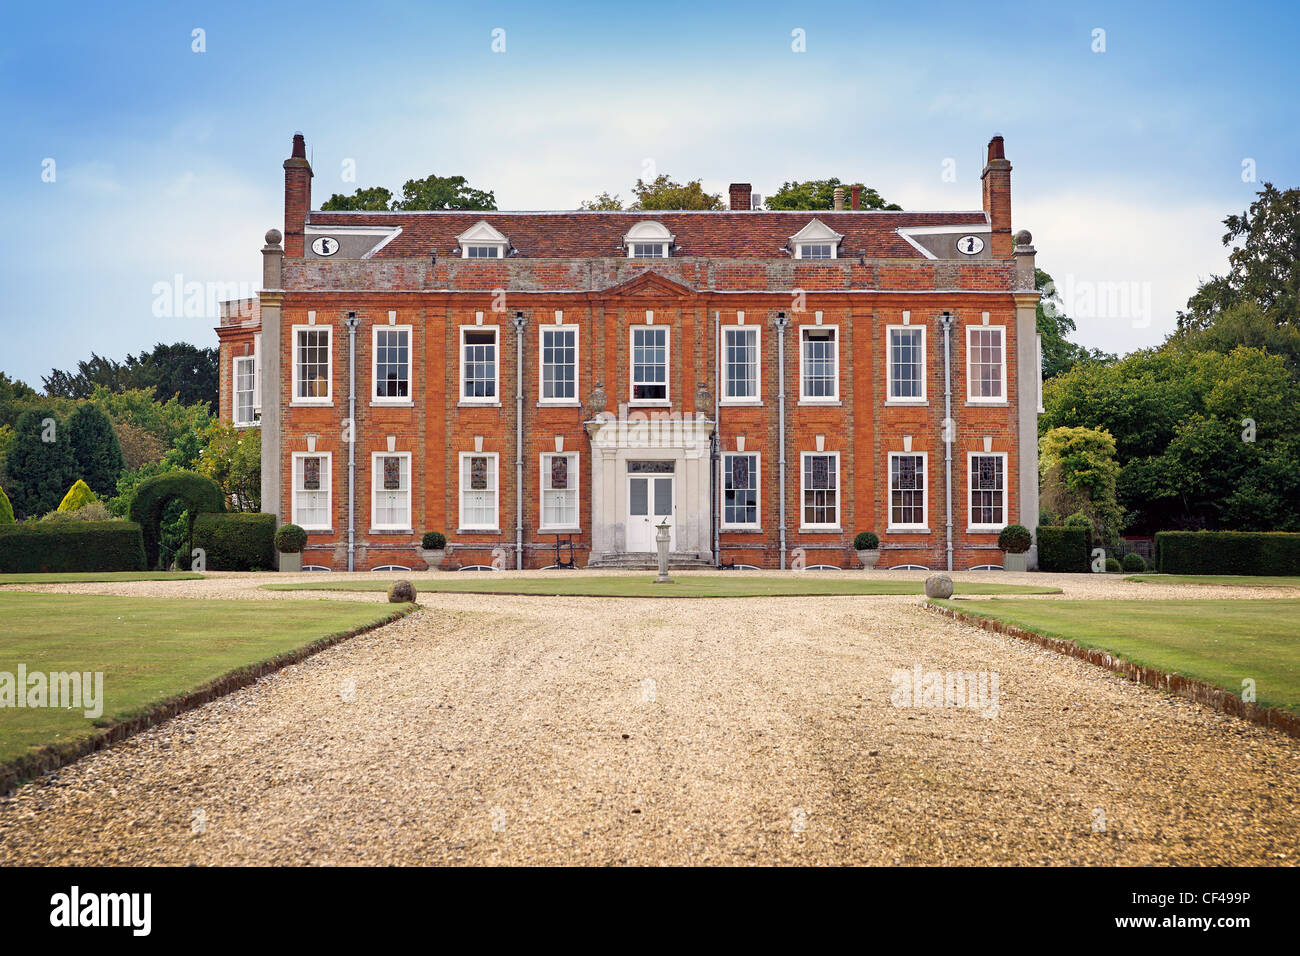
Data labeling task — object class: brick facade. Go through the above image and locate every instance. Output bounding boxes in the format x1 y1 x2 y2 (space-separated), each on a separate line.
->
218 135 1041 571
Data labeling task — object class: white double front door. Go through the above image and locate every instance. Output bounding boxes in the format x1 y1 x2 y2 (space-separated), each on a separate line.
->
627 469 674 552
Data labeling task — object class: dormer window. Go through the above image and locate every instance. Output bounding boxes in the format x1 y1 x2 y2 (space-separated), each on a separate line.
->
456 220 510 259
790 218 843 259
623 220 674 259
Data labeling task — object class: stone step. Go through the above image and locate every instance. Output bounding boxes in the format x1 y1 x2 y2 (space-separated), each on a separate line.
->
587 552 716 570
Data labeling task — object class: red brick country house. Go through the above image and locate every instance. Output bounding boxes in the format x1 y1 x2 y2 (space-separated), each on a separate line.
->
217 133 1042 571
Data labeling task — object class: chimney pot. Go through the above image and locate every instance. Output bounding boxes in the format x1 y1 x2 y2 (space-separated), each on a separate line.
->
729 183 753 211
987 134 1006 162
291 132 307 159
850 185 861 211
833 186 846 211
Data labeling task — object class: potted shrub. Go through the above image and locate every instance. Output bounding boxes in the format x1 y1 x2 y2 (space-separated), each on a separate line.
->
998 524 1032 572
274 523 308 572
853 531 880 569
420 531 447 570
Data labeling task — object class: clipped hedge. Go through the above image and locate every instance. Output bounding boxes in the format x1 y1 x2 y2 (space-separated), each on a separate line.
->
1036 526 1089 573
1155 531 1300 576
193 512 276 571
0 520 146 573
127 470 226 569
1121 552 1147 573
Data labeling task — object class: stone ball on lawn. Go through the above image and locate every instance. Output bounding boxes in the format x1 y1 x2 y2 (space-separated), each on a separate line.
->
388 579 416 603
924 573 954 599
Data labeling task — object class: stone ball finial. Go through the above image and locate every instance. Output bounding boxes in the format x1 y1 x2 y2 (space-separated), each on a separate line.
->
388 579 416 603
265 228 283 246
1014 229 1032 247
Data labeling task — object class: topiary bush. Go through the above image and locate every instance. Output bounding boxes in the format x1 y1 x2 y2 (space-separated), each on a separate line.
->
1155 530 1300 576
853 531 879 551
421 531 447 550
0 486 13 525
997 524 1032 554
1121 552 1147 573
193 512 276 571
1036 526 1089 573
274 523 308 554
0 520 146 573
127 470 226 569
57 479 98 512
1105 556 1121 572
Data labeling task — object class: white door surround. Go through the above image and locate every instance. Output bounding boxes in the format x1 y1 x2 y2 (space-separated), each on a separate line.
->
586 413 714 562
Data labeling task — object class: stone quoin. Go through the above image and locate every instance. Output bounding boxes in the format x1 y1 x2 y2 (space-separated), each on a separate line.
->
217 133 1042 571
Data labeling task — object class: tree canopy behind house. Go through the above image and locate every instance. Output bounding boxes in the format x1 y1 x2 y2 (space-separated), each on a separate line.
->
43 342 218 409
323 174 497 211
764 178 902 211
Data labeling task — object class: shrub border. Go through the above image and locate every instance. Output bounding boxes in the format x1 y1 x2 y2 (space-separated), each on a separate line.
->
0 603 417 797
926 602 1300 739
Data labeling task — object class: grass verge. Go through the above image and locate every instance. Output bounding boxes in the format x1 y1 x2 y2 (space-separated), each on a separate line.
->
1125 574 1300 588
933 597 1300 716
0 571 206 585
0 592 413 790
263 575 1060 598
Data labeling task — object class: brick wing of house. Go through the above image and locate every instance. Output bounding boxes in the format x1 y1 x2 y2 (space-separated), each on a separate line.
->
217 132 1042 572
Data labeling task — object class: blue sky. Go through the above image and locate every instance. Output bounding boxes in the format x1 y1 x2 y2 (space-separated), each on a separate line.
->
1 0 1296 387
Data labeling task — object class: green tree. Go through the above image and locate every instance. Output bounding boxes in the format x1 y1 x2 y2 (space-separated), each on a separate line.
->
579 191 624 211
67 403 125 500
0 371 39 429
1036 268 1116 379
765 178 901 211
396 174 496 211
3 407 77 519
0 484 13 524
1169 300 1300 378
321 186 396 211
630 175 724 211
1179 182 1300 331
1039 426 1124 543
43 343 217 408
195 421 261 511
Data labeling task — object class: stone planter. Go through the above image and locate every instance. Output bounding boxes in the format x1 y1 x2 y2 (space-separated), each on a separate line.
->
420 548 446 571
278 551 302 573
1002 552 1028 572
856 549 881 570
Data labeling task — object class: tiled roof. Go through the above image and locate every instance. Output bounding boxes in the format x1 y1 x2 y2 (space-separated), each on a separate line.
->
306 210 989 260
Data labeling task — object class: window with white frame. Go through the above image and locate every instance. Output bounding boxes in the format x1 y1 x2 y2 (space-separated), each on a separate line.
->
371 452 411 530
723 326 759 401
630 326 668 402
540 326 578 403
801 452 839 529
540 452 579 529
373 325 411 401
969 453 1007 529
721 453 759 528
887 326 926 402
292 453 331 530
456 221 509 259
233 355 256 425
889 453 928 530
464 245 502 258
630 243 668 258
623 220 674 258
967 326 1006 402
797 243 834 259
459 452 499 530
460 326 498 402
293 326 332 401
800 327 838 401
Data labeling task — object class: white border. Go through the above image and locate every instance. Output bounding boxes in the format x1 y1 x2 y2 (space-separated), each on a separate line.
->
372 324 413 404
720 451 761 530
720 324 762 404
967 451 1008 532
370 451 413 531
538 325 580 405
232 354 256 425
799 450 840 531
291 324 332 405
629 325 670 406
291 451 332 531
798 324 840 404
965 324 1007 403
459 451 500 531
539 451 581 532
459 324 501 404
885 324 927 404
887 451 929 531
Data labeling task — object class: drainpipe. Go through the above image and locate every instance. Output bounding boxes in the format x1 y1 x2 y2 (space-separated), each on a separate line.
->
774 311 789 569
712 309 720 565
345 311 360 572
513 311 527 570
939 311 954 572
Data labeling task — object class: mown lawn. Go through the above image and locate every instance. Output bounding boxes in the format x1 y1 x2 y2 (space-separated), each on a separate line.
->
935 598 1300 714
265 575 1060 598
0 592 412 766
1126 574 1300 588
0 571 205 585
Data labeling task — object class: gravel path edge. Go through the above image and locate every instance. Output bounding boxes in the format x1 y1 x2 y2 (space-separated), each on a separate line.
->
927 602 1300 738
0 603 418 797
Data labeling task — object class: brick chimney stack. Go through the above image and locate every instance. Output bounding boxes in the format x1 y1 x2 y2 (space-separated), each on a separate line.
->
981 134 1013 257
832 186 845 211
283 132 313 257
729 183 753 211
850 185 861 211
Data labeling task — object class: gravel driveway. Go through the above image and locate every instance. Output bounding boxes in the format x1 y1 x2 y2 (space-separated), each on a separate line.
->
1 577 1297 865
